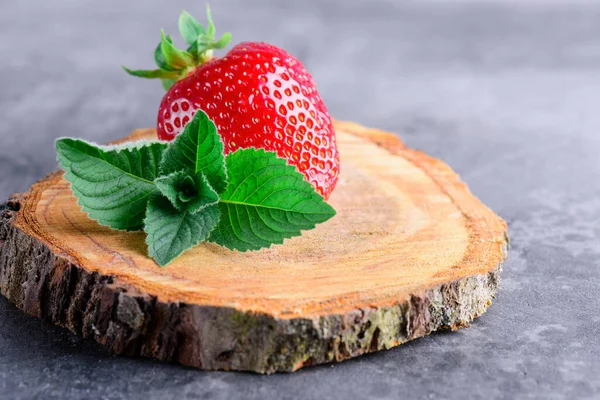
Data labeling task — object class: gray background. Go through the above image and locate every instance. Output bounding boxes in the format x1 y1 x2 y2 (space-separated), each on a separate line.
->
1 0 599 399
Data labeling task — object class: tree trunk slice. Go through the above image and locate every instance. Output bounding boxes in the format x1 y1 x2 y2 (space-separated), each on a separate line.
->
0 121 508 373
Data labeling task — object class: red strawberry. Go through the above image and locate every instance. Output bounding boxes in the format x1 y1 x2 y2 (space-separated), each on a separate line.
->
125 7 339 199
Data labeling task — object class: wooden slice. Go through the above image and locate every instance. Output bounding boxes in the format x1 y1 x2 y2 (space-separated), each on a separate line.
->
0 121 508 373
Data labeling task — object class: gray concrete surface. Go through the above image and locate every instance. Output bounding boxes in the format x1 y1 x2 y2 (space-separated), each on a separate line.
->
1 0 599 399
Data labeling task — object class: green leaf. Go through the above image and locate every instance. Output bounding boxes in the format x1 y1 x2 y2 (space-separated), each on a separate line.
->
208 149 336 251
144 195 220 266
186 30 231 61
160 109 228 194
179 10 206 45
186 38 210 58
160 30 194 69
56 138 167 231
155 170 219 213
154 35 176 71
213 32 232 49
206 4 216 38
161 78 177 91
122 66 179 80
126 6 232 87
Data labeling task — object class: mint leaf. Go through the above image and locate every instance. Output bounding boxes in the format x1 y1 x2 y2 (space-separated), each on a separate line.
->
160 109 228 194
155 170 219 213
208 149 336 251
179 10 206 46
56 138 166 231
144 195 220 266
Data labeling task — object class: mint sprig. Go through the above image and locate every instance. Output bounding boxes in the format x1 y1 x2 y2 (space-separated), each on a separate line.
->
56 110 336 266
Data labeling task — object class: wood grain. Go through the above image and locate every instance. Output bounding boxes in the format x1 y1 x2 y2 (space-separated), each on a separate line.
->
0 121 508 373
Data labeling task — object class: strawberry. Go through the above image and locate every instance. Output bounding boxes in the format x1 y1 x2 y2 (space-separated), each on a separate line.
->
124 7 339 199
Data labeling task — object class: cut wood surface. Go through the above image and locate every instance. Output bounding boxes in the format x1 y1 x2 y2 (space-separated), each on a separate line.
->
0 121 508 373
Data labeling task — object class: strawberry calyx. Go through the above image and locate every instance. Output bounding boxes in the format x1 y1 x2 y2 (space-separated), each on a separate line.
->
123 5 231 91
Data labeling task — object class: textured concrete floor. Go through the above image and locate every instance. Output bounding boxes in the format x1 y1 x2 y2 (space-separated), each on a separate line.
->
1 0 600 399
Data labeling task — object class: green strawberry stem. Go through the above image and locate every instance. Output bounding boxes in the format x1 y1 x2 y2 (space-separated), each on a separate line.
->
123 4 231 91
